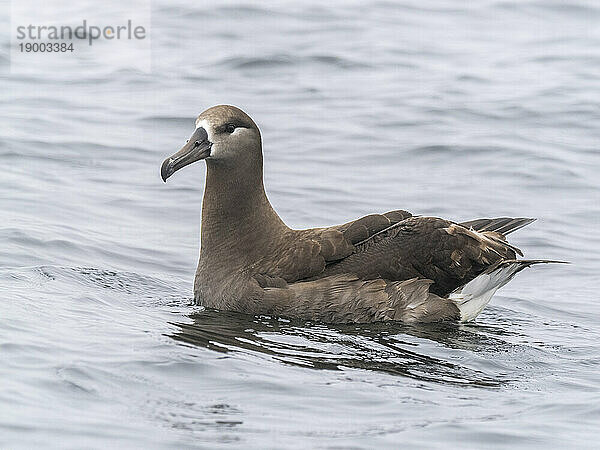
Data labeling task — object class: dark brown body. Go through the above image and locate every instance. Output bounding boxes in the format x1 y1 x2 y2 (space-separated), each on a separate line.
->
162 105 550 324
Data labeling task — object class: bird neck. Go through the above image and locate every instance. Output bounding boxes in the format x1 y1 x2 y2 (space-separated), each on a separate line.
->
200 158 288 257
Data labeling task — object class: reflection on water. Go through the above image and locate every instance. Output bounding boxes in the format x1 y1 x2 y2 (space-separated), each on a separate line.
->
170 309 521 387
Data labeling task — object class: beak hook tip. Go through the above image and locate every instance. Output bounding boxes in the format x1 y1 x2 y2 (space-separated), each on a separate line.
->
160 159 173 183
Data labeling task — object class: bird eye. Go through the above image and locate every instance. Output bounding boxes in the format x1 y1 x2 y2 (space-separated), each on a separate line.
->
225 123 236 133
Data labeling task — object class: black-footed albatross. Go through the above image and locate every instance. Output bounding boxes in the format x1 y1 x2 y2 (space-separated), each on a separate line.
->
161 105 561 324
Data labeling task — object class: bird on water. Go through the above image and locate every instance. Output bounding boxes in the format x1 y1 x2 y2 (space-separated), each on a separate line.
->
161 105 561 324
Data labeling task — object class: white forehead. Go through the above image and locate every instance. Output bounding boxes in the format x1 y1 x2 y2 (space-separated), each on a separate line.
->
195 117 209 129
195 118 214 141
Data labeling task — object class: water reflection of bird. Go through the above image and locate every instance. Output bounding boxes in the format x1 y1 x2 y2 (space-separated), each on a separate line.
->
170 309 518 387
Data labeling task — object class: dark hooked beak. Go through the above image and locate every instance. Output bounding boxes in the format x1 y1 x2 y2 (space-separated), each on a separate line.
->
161 127 212 182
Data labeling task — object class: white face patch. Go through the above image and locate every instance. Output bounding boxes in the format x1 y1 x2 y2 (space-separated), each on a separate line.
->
193 116 247 159
195 118 214 143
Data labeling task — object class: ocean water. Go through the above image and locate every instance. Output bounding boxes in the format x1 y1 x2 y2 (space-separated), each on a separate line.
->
1 0 599 448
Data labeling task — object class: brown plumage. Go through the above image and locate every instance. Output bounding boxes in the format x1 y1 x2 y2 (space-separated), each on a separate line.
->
161 105 561 324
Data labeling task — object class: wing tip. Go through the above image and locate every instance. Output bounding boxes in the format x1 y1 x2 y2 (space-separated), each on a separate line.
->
460 216 538 235
504 258 570 265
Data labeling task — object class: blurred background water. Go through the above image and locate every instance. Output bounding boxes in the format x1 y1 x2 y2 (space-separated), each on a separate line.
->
1 0 599 448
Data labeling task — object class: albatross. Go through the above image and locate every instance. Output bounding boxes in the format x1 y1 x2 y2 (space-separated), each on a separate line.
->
161 105 560 323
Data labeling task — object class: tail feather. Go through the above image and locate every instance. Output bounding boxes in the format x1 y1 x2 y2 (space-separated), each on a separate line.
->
449 259 567 322
460 217 536 235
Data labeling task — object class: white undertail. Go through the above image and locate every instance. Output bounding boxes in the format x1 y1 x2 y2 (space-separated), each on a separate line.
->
449 259 564 322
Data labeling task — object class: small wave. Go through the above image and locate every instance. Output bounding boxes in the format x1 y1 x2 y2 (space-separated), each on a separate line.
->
407 144 520 158
217 54 369 71
2 265 190 307
496 1 600 18
218 55 294 70
138 115 192 126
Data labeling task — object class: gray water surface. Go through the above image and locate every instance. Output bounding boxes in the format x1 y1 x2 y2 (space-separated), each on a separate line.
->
2 0 599 448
